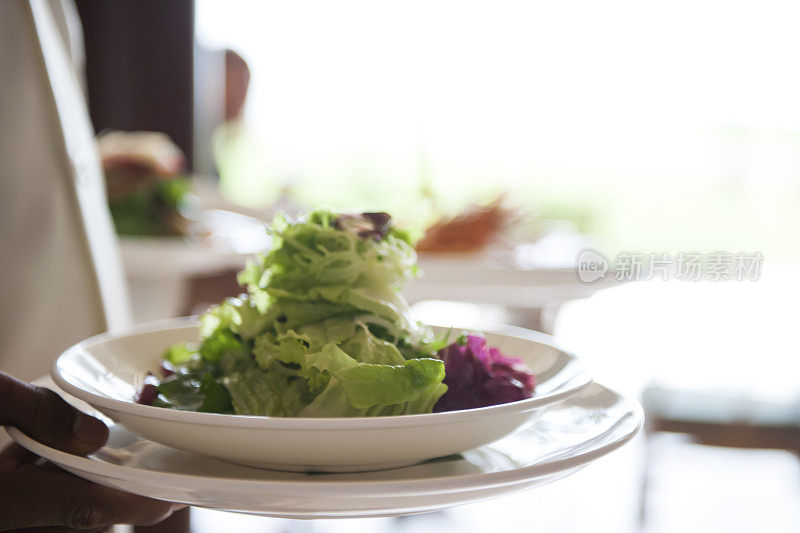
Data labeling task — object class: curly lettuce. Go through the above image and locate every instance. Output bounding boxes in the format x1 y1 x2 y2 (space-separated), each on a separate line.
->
145 210 447 417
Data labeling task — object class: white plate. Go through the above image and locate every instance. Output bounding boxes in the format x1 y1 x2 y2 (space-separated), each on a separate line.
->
51 318 592 472
8 382 641 519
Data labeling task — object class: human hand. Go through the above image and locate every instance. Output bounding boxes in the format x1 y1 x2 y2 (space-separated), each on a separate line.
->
0 372 182 531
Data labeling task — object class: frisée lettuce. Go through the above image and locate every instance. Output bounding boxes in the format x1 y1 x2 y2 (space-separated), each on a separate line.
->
141 210 449 417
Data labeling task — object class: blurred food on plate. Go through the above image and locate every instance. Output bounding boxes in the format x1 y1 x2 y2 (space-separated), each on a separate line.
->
415 197 519 254
99 130 191 236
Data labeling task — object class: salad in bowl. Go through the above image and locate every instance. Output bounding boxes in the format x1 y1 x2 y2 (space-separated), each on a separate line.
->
53 210 589 470
137 210 536 417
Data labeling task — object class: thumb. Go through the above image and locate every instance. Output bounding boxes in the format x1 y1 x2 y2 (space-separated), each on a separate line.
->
0 372 108 455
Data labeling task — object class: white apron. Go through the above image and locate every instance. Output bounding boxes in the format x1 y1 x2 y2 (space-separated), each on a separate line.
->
0 0 131 383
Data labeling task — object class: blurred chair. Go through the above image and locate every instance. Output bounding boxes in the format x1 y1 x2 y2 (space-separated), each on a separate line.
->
182 268 242 317
640 384 800 525
642 385 800 454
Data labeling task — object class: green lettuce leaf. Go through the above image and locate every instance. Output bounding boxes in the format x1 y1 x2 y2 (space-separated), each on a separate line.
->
223 365 310 416
163 342 197 365
197 373 234 413
199 327 248 363
297 356 446 417
337 358 445 409
340 327 405 365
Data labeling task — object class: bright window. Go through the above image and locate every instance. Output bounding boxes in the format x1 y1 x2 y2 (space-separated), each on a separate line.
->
197 0 800 258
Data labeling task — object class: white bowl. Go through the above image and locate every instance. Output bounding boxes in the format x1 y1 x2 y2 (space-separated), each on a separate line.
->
52 318 592 472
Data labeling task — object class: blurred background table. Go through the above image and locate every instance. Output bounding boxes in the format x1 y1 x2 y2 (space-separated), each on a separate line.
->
408 253 618 333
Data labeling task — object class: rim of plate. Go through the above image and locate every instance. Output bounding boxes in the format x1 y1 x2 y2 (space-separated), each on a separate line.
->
52 317 593 430
8 383 643 496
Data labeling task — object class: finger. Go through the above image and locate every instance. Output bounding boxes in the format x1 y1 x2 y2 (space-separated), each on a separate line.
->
0 372 108 455
8 527 110 532
0 460 180 530
133 507 191 533
0 441 38 463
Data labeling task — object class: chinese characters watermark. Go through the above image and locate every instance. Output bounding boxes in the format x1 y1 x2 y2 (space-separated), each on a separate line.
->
577 249 763 283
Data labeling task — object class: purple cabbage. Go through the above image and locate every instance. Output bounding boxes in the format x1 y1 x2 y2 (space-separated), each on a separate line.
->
135 372 159 406
433 335 536 412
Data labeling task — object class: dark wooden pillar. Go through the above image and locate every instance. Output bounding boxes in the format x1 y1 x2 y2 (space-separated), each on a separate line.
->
74 0 195 169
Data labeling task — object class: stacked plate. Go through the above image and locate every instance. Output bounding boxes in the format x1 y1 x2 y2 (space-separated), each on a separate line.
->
9 319 642 519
